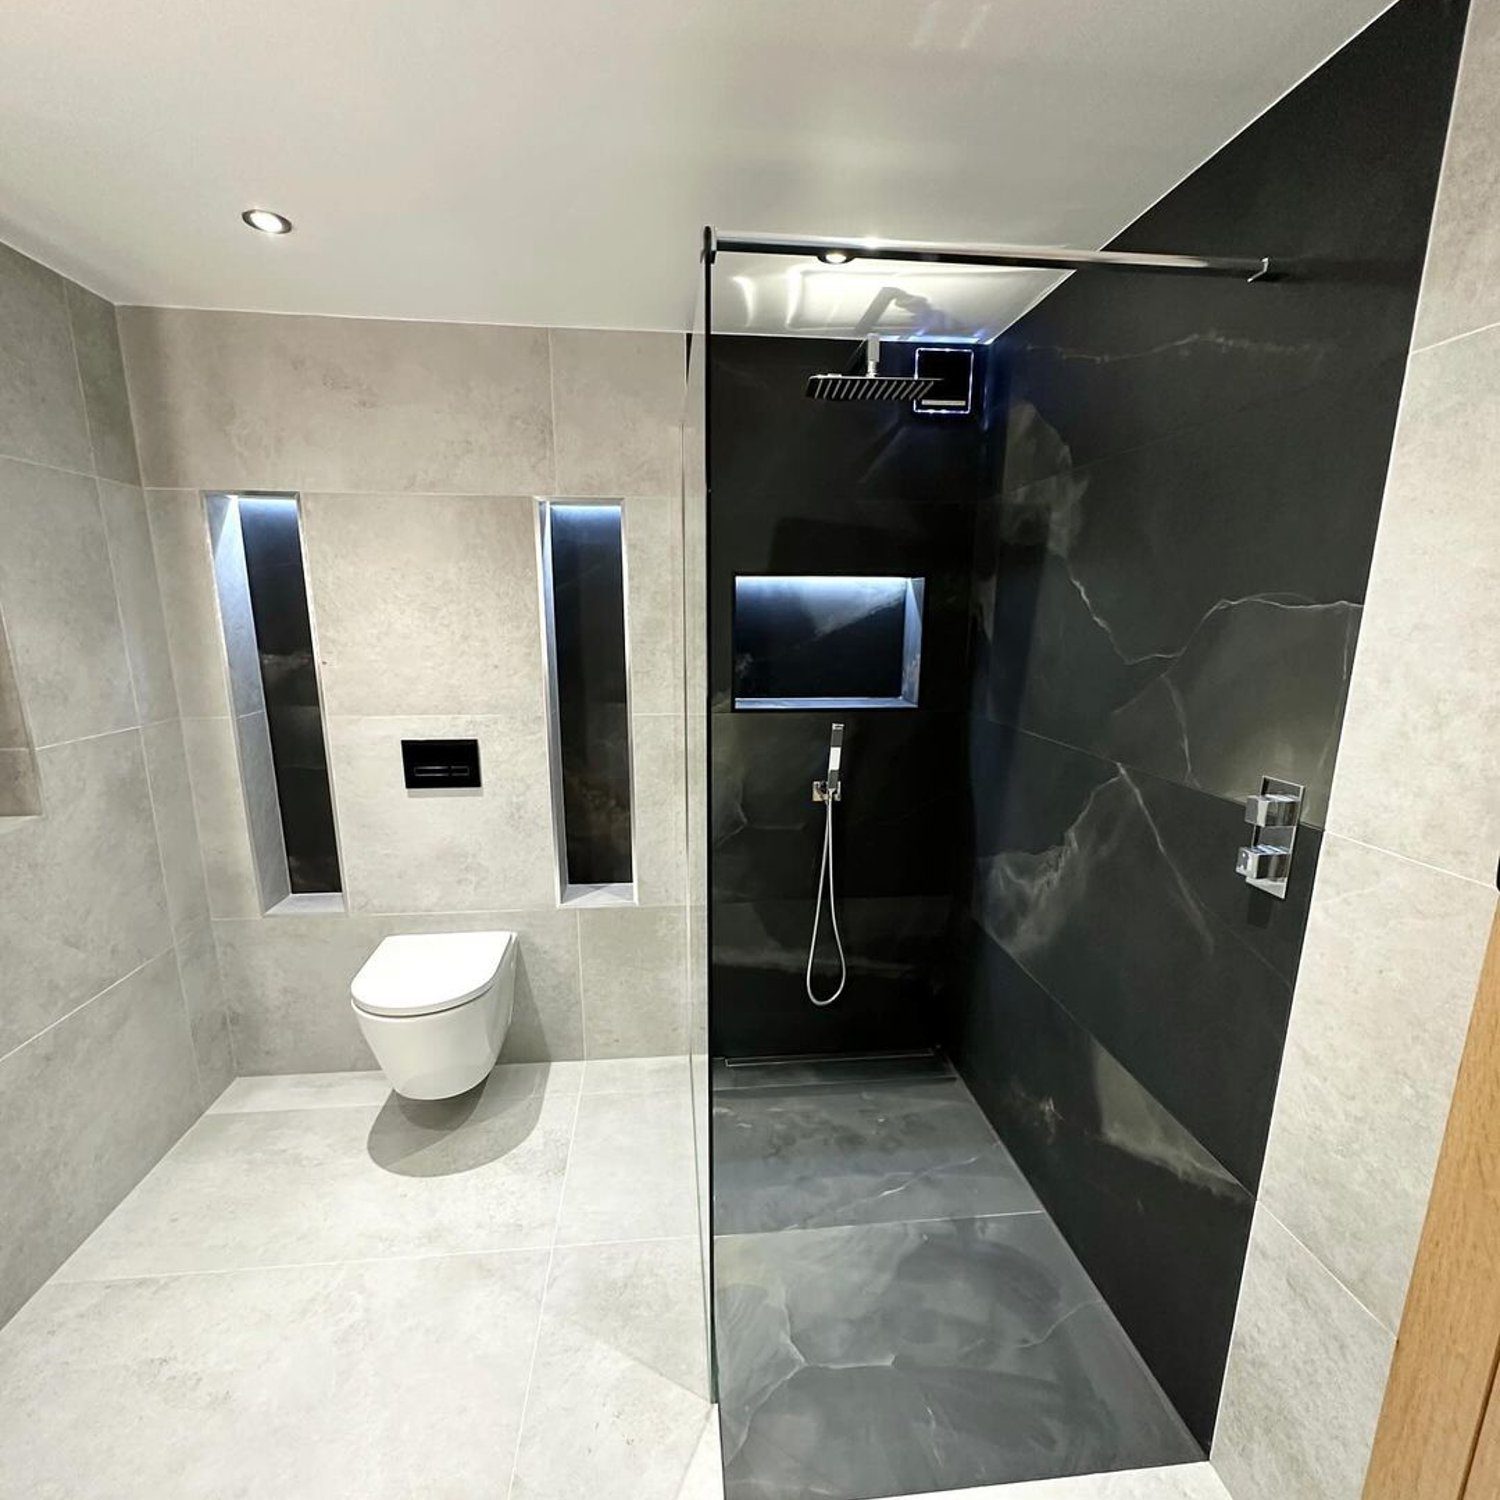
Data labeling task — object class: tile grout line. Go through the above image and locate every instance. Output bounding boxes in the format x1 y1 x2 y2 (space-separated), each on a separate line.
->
504 1063 588 1500
0 942 177 1070
1318 826 1496 891
1257 1203 1398 1340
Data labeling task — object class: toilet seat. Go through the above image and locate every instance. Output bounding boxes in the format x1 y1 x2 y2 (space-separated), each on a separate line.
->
351 931 514 1018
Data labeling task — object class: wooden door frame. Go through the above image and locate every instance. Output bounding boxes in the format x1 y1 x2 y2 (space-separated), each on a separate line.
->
1364 900 1500 1499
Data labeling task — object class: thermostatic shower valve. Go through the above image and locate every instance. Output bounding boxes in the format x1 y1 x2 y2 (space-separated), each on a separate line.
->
1236 775 1304 899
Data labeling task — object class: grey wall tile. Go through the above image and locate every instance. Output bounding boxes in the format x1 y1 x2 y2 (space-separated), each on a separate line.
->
0 949 201 1326
234 710 290 912
631 714 686 907
1412 0 1500 349
0 458 135 745
98 481 177 724
215 912 384 1074
64 283 140 485
578 905 687 1057
1325 328 1500 884
327 713 555 914
550 330 685 497
0 244 91 473
1212 1210 1394 1500
301 493 545 718
145 490 233 720
177 922 235 1101
206 495 267 719
216 906 584 1076
0 746 41 817
119 307 553 494
623 494 684 717
180 716 264 920
0 730 172 1057
141 717 211 939
1258 838 1495 1331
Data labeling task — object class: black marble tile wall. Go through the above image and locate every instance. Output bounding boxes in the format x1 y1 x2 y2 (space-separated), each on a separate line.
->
238 497 341 894
947 928 1255 1448
948 0 1468 1449
708 334 988 1059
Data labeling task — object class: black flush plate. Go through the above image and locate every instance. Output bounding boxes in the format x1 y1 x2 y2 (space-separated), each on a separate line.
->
401 738 481 789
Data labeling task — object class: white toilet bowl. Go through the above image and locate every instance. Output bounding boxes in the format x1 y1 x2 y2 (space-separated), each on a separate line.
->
350 931 517 1099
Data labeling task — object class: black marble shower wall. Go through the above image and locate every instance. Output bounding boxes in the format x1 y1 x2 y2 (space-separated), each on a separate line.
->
949 0 1470 1449
708 334 988 1059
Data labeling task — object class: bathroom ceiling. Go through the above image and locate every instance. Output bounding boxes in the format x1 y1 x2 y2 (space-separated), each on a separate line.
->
0 0 1393 335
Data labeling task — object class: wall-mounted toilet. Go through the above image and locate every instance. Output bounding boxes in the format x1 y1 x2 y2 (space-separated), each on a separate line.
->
350 931 517 1099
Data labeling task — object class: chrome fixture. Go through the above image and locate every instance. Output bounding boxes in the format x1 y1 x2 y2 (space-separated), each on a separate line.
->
708 228 1277 282
806 336 941 404
242 208 293 235
1236 775 1304 899
807 723 847 1006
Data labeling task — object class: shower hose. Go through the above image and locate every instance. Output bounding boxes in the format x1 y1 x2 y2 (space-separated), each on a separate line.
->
805 793 847 1006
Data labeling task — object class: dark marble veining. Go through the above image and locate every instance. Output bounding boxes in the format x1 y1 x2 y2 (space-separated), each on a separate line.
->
948 926 1255 1447
994 0 1468 488
972 361 1405 825
946 0 1468 1452
712 894 954 1058
966 720 1317 1191
712 712 965 904
708 334 988 1056
716 1215 1201 1500
713 1072 1039 1235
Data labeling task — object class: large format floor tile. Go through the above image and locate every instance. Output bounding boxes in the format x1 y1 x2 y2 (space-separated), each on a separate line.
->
59 1062 578 1280
556 1085 700 1245
713 1071 1040 1234
0 1251 549 1499
0 1057 715 1500
512 1238 711 1500
715 1217 1200 1500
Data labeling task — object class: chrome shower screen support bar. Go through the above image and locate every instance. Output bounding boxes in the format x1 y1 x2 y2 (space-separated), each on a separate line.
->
707 228 1276 282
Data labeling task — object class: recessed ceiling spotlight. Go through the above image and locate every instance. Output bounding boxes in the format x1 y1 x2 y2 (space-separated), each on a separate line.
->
819 249 855 265
242 207 293 235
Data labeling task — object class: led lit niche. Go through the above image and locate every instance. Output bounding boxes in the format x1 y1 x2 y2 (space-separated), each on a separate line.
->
733 574 924 711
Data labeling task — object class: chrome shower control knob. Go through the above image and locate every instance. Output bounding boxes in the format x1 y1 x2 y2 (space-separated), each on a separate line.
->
1237 845 1291 882
1244 792 1300 827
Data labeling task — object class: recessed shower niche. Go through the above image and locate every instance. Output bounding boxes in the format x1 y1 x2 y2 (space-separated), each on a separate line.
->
538 499 635 903
732 574 924 710
205 492 342 909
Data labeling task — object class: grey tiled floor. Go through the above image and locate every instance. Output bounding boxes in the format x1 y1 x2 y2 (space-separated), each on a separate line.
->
711 1057 1202 1500
0 1058 720 1500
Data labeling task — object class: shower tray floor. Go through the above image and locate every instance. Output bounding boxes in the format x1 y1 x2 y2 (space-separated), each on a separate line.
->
711 1055 1202 1500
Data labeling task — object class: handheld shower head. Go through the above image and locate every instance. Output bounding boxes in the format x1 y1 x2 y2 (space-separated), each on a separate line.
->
805 336 940 404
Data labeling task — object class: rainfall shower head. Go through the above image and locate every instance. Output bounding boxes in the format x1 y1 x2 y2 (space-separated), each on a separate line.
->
805 336 940 404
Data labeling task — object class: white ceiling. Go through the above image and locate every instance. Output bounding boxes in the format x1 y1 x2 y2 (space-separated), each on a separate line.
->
1 0 1392 334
